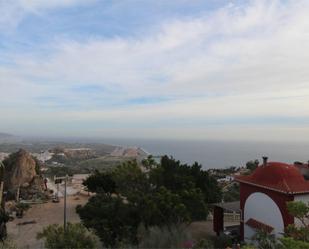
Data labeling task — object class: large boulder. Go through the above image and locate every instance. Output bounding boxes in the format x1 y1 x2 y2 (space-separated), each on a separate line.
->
3 149 38 191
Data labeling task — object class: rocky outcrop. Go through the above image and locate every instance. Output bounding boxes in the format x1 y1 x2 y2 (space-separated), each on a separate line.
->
111 147 148 158
3 149 39 191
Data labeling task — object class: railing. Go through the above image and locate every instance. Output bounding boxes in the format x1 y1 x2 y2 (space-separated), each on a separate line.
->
224 212 240 222
207 212 240 222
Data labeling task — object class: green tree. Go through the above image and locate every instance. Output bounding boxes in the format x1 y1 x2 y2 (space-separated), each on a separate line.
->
112 160 150 201
223 183 240 202
284 201 309 243
37 223 98 249
138 186 190 227
77 156 221 247
83 170 116 194
246 159 259 172
76 194 140 247
141 155 157 170
150 156 222 204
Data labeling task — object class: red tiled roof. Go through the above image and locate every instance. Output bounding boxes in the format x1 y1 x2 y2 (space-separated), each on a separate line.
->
235 162 309 194
245 218 274 233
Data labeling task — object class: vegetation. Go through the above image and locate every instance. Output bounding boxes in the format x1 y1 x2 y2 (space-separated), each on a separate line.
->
2 152 19 172
0 208 8 241
16 203 30 212
45 156 130 175
246 159 259 172
283 201 309 246
37 223 98 249
45 166 75 177
82 170 115 193
138 224 192 248
251 229 281 249
0 238 17 249
223 182 240 202
280 236 309 249
193 237 215 249
33 157 42 175
77 155 222 247
76 156 129 171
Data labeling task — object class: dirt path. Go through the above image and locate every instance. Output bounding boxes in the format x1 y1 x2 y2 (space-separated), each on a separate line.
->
7 195 89 249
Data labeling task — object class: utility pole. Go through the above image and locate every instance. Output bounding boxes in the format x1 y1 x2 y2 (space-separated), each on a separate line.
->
0 161 4 208
64 175 67 231
0 161 6 240
54 175 70 232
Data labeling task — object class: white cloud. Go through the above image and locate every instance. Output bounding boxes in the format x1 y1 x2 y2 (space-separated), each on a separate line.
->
19 0 91 10
12 0 309 94
0 0 94 30
1 0 309 140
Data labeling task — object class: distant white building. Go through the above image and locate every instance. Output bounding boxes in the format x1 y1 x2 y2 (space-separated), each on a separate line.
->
217 175 234 183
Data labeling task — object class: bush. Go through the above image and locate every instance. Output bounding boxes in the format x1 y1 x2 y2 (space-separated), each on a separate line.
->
16 203 30 211
138 224 192 248
212 233 233 248
280 236 309 249
37 223 98 249
193 238 215 249
0 238 17 249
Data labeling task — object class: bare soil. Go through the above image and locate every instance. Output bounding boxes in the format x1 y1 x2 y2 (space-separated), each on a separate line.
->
7 195 89 249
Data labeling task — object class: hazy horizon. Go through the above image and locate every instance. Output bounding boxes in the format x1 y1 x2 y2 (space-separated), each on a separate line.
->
3 134 309 169
1 1 309 141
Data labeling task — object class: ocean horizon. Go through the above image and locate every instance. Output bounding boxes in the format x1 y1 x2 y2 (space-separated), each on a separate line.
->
101 138 309 169
23 136 309 169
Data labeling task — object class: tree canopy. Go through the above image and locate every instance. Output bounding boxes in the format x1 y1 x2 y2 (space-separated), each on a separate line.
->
246 159 259 172
77 155 222 247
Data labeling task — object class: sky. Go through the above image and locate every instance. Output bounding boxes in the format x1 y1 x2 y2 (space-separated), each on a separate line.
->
1 0 309 141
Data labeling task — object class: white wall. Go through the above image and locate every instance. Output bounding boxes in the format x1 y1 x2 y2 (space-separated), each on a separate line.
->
244 192 284 241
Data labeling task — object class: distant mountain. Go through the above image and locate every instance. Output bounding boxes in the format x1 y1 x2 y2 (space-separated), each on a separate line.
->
0 132 22 143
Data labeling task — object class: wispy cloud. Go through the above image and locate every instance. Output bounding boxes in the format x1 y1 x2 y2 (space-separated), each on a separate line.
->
0 0 95 31
0 0 309 140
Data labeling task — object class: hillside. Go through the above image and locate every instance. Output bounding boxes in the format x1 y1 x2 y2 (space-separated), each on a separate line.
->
0 139 149 175
0 132 22 144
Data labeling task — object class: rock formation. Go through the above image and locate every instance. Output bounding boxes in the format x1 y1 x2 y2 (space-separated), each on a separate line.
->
3 149 40 192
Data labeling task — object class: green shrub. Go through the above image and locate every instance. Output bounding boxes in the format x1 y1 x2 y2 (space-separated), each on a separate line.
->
138 224 192 248
37 223 98 249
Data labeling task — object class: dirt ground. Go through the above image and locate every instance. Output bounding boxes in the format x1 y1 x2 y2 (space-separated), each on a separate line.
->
188 221 216 241
6 194 229 248
7 194 89 249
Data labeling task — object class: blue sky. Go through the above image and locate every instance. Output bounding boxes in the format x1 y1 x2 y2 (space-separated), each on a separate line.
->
1 0 309 141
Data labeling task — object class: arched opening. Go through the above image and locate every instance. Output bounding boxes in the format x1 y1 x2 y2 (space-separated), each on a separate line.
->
244 192 284 241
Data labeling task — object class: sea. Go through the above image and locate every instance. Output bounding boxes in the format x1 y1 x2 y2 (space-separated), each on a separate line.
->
28 136 309 169
101 138 309 169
